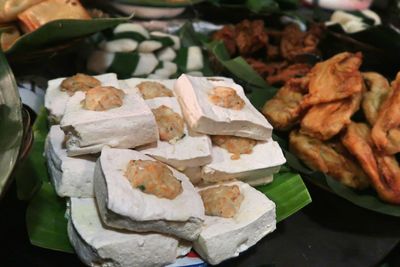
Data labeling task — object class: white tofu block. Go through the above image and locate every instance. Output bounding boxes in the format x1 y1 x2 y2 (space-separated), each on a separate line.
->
60 90 158 156
94 147 205 241
68 197 185 267
202 140 285 184
122 77 176 94
193 181 276 265
140 97 212 170
174 74 273 141
44 73 119 123
45 125 96 197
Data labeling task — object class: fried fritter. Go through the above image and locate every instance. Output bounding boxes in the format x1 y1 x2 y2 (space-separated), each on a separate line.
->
267 63 311 85
300 92 362 141
342 122 400 204
280 23 323 61
301 52 363 108
262 77 309 130
235 19 268 55
361 72 392 125
212 24 237 56
289 130 369 189
371 72 400 155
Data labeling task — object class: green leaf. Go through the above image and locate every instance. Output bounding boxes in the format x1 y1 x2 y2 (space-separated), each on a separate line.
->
15 107 49 200
245 0 279 13
257 172 311 222
0 50 22 199
6 17 129 55
26 182 73 253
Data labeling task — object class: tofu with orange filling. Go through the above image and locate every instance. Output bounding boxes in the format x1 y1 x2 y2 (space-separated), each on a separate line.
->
174 74 273 141
60 85 158 156
94 147 205 241
201 135 286 186
193 181 276 265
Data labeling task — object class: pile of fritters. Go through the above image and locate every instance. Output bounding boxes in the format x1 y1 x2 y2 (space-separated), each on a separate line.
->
262 51 400 204
212 20 323 86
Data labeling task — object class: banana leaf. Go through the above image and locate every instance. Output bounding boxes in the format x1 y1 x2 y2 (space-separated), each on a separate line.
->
6 17 129 57
209 0 299 13
18 106 311 252
0 50 23 199
113 0 205 7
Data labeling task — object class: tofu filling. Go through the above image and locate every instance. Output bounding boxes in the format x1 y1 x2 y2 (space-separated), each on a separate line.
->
208 86 245 110
137 81 173 100
211 135 257 160
82 86 125 111
60 73 101 96
124 160 183 200
152 105 185 143
199 185 244 218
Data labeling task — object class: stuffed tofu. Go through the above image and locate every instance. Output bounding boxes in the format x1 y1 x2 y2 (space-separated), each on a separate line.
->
138 83 212 172
201 135 285 185
94 147 205 241
68 198 190 267
45 125 96 197
193 181 276 265
45 73 119 123
174 74 273 141
60 85 158 156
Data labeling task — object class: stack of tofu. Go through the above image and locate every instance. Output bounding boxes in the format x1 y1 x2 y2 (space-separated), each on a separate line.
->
44 72 286 266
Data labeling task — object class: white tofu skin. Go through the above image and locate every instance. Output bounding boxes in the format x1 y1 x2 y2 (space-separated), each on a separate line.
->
193 181 276 265
174 74 273 141
45 73 119 123
94 147 205 241
68 197 181 267
45 125 96 197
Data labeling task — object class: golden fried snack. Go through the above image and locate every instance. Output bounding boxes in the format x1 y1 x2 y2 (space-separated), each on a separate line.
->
212 24 237 56
301 52 363 108
18 0 90 33
342 122 400 204
300 92 362 140
371 72 400 155
0 0 44 23
234 19 268 55
362 72 392 125
262 77 309 130
266 63 311 85
289 130 369 189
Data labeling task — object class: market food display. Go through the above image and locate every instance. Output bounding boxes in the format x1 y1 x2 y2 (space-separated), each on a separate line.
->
41 71 285 266
262 51 400 204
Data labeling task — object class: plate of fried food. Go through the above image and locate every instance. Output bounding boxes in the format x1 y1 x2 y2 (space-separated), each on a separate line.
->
0 0 127 60
262 50 400 216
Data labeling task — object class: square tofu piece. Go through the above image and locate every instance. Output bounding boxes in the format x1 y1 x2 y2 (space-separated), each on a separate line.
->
202 140 286 185
122 78 176 97
60 89 158 156
68 198 190 267
193 181 276 265
94 147 205 241
45 73 119 123
174 74 273 141
45 125 96 197
140 97 212 170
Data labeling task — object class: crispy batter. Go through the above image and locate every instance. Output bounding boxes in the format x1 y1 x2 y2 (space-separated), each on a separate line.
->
301 52 363 108
125 160 182 200
289 130 369 189
211 135 257 160
245 58 286 77
212 24 237 56
61 73 101 96
137 81 173 100
262 77 309 130
152 105 185 143
300 92 362 141
371 72 400 155
199 185 244 218
208 86 245 110
267 63 312 85
82 86 124 111
280 23 323 61
234 19 268 55
342 122 400 204
362 72 392 125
